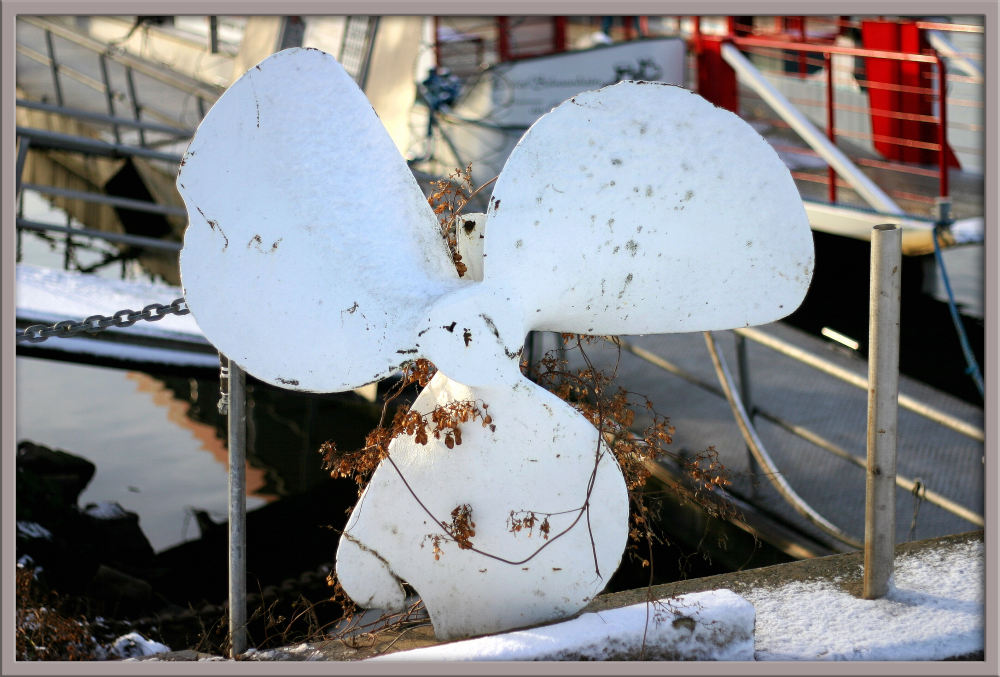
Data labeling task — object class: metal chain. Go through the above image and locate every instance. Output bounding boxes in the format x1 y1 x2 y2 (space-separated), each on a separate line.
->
17 298 189 344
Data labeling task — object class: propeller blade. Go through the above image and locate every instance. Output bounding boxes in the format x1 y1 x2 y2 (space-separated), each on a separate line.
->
178 48 462 392
482 81 814 336
336 371 629 640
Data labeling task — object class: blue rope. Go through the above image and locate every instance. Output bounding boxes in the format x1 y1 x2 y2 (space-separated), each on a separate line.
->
931 224 984 399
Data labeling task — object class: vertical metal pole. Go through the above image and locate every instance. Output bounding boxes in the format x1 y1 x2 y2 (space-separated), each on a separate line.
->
864 224 902 599
124 67 146 147
97 54 122 145
16 190 24 262
15 136 30 199
433 16 441 67
825 52 837 204
209 16 220 53
797 17 807 77
936 54 949 199
226 359 248 656
63 213 73 271
734 333 758 493
45 30 64 106
734 333 753 416
553 16 567 52
496 16 511 62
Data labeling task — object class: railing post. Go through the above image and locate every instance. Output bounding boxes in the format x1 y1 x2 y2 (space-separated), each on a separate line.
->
496 16 511 62
124 67 146 147
97 53 122 145
15 136 30 198
44 30 64 106
734 332 759 495
222 357 248 656
825 52 837 204
864 224 902 599
936 53 949 199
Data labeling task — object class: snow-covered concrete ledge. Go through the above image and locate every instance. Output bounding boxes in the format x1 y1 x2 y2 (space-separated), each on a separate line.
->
364 531 984 661
131 527 984 661
589 530 985 662
367 589 754 661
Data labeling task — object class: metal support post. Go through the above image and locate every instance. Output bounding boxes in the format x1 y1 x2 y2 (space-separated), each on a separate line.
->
864 224 901 599
124 67 146 146
223 357 248 656
97 53 122 144
44 30 64 106
15 137 30 199
734 332 758 493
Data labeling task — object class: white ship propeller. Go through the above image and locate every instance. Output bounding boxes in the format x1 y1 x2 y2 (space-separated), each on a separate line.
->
178 47 813 639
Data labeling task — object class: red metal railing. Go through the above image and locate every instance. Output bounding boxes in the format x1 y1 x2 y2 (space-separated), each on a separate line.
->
729 31 951 206
705 16 985 217
430 15 983 218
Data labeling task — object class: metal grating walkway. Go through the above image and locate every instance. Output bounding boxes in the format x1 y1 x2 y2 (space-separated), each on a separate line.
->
556 321 984 555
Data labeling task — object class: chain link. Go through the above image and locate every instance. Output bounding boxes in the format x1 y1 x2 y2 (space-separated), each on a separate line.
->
17 298 190 344
218 355 231 415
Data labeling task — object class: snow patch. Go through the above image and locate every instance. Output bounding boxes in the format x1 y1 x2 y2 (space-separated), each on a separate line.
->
244 643 326 661
112 632 171 659
17 521 52 540
85 501 129 520
16 264 203 338
744 539 984 660
950 216 984 244
368 589 754 661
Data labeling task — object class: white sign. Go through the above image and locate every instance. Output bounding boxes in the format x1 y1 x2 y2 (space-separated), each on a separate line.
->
484 39 686 125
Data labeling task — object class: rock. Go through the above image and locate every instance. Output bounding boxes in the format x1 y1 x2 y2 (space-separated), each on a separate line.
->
83 501 156 572
15 442 160 610
16 440 95 522
86 565 159 618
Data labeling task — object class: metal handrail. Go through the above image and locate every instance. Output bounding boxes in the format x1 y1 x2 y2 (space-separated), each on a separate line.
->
733 326 984 442
731 34 941 63
20 182 187 217
16 98 195 137
617 330 984 528
16 42 107 95
16 126 184 164
19 16 223 104
720 42 905 215
704 331 864 549
755 406 984 527
726 28 955 204
16 219 183 253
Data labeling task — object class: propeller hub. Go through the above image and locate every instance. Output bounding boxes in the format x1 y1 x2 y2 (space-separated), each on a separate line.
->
420 285 526 387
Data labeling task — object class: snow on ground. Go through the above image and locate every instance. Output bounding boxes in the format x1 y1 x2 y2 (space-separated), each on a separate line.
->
243 644 328 661
111 632 171 659
744 538 984 661
370 589 754 661
127 536 983 662
367 537 984 662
